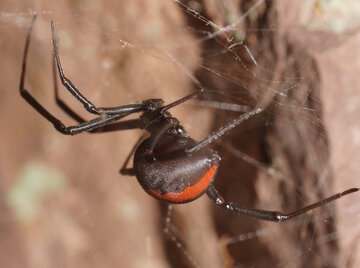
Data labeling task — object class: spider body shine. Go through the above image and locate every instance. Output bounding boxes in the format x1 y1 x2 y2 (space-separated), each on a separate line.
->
134 130 220 203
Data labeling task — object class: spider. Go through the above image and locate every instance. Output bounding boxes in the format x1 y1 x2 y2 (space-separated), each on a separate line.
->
19 15 358 222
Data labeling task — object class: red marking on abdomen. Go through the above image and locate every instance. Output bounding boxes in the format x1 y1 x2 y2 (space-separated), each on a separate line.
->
148 165 217 203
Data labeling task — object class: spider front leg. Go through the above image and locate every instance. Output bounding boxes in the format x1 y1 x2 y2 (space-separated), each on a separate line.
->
52 55 85 123
19 17 122 135
19 17 125 135
50 21 144 116
185 107 263 154
206 185 359 222
52 55 141 134
19 16 145 135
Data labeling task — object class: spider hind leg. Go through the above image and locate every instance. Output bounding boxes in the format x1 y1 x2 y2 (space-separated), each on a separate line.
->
206 185 359 222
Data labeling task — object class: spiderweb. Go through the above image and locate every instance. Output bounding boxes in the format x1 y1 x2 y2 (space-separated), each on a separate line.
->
0 0 359 267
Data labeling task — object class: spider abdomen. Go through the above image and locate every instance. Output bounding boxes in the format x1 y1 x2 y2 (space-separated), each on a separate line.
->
133 135 219 203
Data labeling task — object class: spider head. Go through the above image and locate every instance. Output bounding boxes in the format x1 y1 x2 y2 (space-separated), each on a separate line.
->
142 99 164 111
139 98 167 129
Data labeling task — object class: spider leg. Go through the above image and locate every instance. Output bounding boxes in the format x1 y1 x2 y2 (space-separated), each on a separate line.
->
119 134 147 176
53 114 128 135
186 107 262 153
147 121 174 155
52 55 140 134
20 15 63 127
206 185 359 222
20 16 141 135
160 89 203 113
91 119 139 133
52 55 86 122
50 21 145 116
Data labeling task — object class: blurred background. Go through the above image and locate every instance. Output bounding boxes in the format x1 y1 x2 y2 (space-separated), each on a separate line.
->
1 0 360 267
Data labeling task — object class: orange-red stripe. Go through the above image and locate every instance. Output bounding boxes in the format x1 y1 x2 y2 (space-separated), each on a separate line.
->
148 165 217 203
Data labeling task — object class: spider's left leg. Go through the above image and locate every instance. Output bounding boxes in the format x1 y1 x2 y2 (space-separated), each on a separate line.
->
186 107 263 153
119 134 147 176
19 15 68 129
206 185 359 222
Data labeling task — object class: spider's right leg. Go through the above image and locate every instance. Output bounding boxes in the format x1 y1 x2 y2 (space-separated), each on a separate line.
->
51 54 141 134
51 55 85 123
19 16 137 135
50 21 145 116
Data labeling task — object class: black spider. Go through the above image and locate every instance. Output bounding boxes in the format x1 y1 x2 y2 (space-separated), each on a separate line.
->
19 15 358 222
